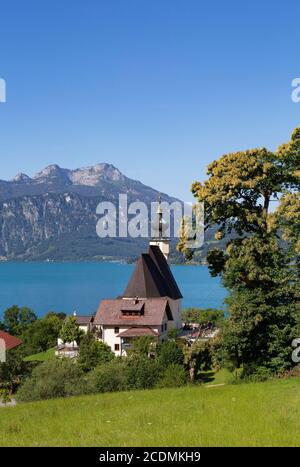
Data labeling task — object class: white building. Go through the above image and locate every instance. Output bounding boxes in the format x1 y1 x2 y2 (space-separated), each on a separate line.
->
72 201 183 356
93 220 183 355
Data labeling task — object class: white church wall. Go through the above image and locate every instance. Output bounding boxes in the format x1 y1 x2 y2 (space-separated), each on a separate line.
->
168 298 182 329
102 326 123 356
101 325 163 356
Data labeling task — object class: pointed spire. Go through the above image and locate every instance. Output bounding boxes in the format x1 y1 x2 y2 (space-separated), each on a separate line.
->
157 194 162 213
157 194 163 238
150 195 170 261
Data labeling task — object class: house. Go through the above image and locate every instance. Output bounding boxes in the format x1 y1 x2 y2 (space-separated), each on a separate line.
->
0 330 23 350
93 202 183 356
74 313 94 333
0 330 23 363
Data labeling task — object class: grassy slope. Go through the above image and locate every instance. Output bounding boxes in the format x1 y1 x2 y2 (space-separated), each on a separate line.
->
0 377 300 447
201 368 233 385
24 348 56 362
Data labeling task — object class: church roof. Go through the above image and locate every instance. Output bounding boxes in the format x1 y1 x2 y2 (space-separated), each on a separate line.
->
123 245 183 300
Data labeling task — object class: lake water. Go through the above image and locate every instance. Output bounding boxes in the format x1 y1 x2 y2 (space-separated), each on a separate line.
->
0 262 227 319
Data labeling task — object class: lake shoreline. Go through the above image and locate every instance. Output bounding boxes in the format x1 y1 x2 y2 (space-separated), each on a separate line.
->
0 258 207 266
0 262 226 319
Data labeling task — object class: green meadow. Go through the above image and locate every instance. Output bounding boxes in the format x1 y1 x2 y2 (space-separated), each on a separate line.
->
23 348 56 362
0 377 299 447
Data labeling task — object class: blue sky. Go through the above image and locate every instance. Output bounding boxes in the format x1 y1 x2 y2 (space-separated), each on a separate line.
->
0 0 300 200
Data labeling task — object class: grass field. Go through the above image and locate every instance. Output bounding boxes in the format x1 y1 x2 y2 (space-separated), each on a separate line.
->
0 377 299 446
23 348 56 362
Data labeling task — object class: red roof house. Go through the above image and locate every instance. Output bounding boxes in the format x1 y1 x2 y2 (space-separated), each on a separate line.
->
0 330 23 350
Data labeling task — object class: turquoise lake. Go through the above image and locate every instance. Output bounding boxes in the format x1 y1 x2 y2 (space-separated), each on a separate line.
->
0 262 227 318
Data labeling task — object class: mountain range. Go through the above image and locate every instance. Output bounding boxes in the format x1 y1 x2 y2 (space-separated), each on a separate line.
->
0 163 191 262
0 163 175 203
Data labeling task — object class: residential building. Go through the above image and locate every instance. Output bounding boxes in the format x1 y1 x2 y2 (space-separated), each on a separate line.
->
93 200 183 355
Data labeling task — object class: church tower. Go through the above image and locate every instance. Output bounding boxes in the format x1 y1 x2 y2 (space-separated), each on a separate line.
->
150 196 170 261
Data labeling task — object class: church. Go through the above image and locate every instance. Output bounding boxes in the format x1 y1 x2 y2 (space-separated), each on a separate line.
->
79 200 183 356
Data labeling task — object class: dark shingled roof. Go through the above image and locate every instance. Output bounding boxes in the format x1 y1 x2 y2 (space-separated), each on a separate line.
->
0 330 23 350
123 245 182 300
117 327 160 338
94 298 173 326
120 301 144 312
75 316 94 325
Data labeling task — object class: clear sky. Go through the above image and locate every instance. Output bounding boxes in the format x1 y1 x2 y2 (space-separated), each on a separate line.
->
0 0 300 200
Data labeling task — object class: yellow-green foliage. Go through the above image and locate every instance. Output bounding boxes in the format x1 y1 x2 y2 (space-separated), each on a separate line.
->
276 192 300 254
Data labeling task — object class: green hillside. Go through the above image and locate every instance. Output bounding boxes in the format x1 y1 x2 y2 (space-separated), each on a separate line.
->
23 348 56 362
0 377 299 446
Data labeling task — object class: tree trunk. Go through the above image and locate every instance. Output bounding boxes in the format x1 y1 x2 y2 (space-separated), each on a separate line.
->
263 193 270 216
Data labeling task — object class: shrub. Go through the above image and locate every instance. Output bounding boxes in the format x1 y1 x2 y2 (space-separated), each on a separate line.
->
129 336 157 357
183 339 213 381
0 347 32 393
167 328 180 339
157 339 184 369
125 355 162 390
0 387 12 405
242 366 274 382
78 333 114 372
86 359 127 393
278 364 300 379
17 358 85 401
157 364 186 388
86 356 162 394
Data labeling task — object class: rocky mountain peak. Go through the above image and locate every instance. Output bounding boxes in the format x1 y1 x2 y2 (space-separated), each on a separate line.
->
0 162 181 261
67 163 126 186
9 163 127 187
33 164 65 179
12 173 31 182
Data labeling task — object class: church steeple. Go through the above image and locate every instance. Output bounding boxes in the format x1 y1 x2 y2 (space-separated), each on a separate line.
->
150 195 170 261
156 195 163 238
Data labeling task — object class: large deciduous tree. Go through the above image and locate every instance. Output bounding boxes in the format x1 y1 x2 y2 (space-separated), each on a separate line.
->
0 348 31 393
59 316 83 348
21 313 65 354
78 332 114 372
3 305 37 336
179 126 300 376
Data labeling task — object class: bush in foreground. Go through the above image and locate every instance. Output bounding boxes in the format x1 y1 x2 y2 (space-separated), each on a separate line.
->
78 332 114 372
125 355 162 390
87 356 162 393
86 359 127 393
157 363 187 388
17 358 85 401
157 339 184 369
